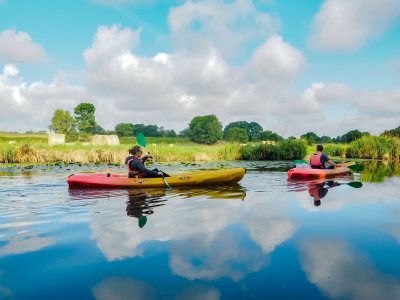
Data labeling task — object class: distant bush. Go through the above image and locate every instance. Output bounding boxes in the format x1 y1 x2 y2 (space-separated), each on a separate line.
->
240 139 307 160
323 144 347 157
346 136 400 160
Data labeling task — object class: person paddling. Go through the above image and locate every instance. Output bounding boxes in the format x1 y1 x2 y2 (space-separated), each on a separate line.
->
125 145 169 178
309 144 337 169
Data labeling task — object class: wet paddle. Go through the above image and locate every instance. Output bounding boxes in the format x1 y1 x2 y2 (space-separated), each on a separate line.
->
136 132 171 189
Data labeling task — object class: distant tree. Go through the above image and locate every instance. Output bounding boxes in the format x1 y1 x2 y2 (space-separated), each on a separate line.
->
74 103 97 134
259 130 284 142
49 109 77 141
224 121 263 141
115 123 134 137
225 127 248 143
178 128 190 137
320 135 333 143
143 125 160 137
132 124 146 135
300 132 320 145
93 124 105 134
381 126 400 138
188 115 223 144
339 129 366 143
164 130 177 137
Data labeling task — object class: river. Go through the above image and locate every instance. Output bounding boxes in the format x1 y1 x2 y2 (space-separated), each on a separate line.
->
0 161 399 299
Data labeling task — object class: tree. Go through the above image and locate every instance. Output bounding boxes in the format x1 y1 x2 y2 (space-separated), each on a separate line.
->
259 130 284 142
49 109 77 141
74 103 97 134
339 129 367 143
188 115 223 144
224 121 263 141
225 127 249 143
164 130 177 137
115 123 134 137
300 132 320 145
381 126 400 138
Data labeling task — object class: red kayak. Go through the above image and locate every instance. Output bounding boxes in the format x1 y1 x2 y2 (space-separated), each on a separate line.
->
287 165 352 180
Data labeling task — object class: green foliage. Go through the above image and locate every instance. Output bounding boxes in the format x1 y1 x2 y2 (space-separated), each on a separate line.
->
300 132 320 145
240 139 307 160
188 115 223 144
346 135 400 160
223 121 263 141
115 123 134 137
259 130 284 142
0 144 17 163
338 129 368 143
225 128 248 143
381 126 400 138
74 103 97 134
49 109 77 141
323 143 347 157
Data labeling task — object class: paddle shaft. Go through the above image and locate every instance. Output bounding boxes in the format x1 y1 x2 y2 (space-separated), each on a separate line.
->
144 148 171 189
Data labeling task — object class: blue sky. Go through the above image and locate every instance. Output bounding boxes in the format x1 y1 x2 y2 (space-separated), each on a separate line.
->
1 0 399 136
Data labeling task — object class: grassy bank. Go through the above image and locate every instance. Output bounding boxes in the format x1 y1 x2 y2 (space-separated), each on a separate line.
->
1 133 399 164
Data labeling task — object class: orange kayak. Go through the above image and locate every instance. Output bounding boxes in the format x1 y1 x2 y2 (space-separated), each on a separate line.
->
287 165 352 180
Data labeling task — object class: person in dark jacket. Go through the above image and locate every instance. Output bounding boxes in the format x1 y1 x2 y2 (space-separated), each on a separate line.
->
125 145 168 178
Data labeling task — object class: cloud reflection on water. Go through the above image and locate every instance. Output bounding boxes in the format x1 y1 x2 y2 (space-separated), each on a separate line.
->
299 239 400 300
82 186 296 282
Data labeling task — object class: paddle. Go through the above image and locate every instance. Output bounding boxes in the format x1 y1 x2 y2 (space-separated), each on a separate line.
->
293 159 364 172
136 132 171 189
345 181 363 188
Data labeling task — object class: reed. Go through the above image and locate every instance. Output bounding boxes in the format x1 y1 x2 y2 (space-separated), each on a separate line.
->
346 136 400 160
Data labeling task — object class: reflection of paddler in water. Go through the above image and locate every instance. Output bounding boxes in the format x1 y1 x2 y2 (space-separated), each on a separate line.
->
126 189 167 228
308 181 340 206
308 180 362 206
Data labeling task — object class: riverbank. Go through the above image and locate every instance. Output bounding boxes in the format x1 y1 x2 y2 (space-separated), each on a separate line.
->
1 133 399 164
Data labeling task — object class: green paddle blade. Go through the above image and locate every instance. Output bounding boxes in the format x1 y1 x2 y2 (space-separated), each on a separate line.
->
348 164 364 172
136 132 146 147
347 181 363 188
138 216 147 228
294 159 308 164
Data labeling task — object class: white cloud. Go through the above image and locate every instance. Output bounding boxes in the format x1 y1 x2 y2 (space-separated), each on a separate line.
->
309 0 400 51
0 65 87 131
0 29 45 63
168 0 280 59
248 34 306 81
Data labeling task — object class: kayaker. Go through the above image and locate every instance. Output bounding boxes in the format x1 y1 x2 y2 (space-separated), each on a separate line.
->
309 144 337 169
125 145 169 178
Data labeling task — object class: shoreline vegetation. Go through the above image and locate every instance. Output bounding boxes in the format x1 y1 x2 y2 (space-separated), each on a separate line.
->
1 133 399 164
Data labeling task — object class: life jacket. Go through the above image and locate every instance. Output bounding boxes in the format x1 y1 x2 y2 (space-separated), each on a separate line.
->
310 153 323 168
126 157 145 178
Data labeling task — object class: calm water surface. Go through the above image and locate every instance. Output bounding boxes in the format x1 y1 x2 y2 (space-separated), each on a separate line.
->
1 161 400 300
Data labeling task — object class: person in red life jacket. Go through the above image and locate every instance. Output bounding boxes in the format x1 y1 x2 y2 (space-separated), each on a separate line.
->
125 145 168 178
309 144 337 169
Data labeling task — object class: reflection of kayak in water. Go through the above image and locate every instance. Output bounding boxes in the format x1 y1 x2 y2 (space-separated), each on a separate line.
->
287 165 352 180
68 168 245 188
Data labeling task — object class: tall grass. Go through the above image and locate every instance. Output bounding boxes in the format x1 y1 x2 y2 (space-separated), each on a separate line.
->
346 136 400 160
240 139 307 160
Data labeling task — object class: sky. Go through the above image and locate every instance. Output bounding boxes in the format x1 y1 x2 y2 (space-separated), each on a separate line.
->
0 0 399 137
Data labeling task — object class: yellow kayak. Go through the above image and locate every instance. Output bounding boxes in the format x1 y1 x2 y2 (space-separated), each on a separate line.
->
68 168 246 188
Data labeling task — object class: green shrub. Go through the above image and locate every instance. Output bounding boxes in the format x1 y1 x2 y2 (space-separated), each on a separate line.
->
240 139 307 160
346 136 400 160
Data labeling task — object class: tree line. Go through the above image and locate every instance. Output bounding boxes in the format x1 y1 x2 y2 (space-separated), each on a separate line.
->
49 103 400 144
